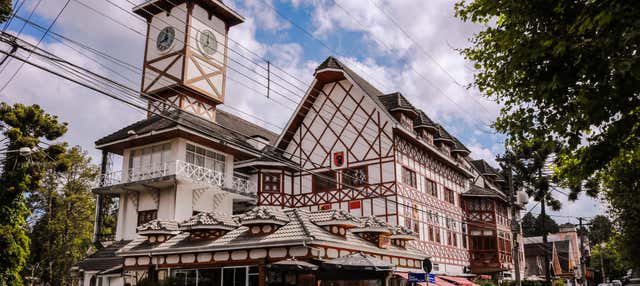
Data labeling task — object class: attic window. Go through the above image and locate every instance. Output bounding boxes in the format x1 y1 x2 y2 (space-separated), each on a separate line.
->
421 130 434 144
400 113 413 130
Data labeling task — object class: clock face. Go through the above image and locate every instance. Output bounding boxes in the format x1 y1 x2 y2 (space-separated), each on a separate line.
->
156 26 175 52
197 30 217 56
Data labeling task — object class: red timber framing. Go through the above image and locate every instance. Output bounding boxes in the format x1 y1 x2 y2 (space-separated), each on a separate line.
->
394 135 470 266
263 70 398 222
462 196 513 273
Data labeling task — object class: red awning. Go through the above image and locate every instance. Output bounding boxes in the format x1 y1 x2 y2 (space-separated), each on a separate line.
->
440 276 480 286
394 272 408 279
434 277 457 286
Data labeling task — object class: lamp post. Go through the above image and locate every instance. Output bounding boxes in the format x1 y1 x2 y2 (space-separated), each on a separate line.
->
599 243 606 284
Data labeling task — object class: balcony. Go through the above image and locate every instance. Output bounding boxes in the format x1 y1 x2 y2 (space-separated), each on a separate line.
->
93 160 257 196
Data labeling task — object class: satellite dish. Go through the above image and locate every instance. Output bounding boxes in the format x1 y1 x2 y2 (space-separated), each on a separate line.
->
422 258 432 273
517 191 529 206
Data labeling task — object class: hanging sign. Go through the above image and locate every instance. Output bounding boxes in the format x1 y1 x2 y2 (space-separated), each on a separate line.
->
408 272 427 283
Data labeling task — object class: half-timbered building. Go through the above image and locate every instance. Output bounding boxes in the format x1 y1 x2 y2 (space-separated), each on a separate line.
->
75 0 526 284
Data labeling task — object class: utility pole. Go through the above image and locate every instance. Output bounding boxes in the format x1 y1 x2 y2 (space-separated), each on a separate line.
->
541 197 552 286
507 167 522 286
578 217 588 286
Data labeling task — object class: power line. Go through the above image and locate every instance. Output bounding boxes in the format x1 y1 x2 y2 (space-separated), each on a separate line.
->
0 0 71 93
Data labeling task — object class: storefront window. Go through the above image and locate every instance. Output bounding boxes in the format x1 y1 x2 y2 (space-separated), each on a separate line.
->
171 266 255 286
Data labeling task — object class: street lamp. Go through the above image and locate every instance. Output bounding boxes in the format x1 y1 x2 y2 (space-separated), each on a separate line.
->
600 243 607 284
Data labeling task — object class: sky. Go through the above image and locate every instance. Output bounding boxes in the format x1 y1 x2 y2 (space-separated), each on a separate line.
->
0 0 604 222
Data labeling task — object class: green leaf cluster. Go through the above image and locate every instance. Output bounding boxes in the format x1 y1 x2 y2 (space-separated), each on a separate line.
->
455 0 640 267
26 146 98 286
0 103 67 285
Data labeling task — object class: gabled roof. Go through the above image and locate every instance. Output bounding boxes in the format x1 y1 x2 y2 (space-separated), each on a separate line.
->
95 109 277 155
471 159 501 176
237 206 290 226
378 92 418 117
309 209 361 227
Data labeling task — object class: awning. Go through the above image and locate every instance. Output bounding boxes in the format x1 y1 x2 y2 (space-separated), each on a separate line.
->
394 272 408 279
435 277 457 286
440 276 479 286
322 252 394 271
267 258 319 271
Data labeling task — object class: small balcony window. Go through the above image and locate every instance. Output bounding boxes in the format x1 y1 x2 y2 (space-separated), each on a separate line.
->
444 188 455 205
262 173 281 193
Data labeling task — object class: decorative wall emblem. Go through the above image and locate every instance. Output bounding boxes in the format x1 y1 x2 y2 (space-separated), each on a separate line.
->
332 151 345 169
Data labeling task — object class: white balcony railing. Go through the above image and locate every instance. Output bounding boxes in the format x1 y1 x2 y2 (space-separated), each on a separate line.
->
94 160 256 195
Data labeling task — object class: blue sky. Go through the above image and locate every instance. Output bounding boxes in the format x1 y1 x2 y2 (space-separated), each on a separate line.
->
0 0 604 221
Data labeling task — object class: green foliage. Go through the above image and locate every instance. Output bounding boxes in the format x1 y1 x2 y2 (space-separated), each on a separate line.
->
590 235 632 281
522 212 561 237
588 215 613 246
0 0 11 23
0 103 67 285
553 279 564 286
522 212 537 237
26 146 98 286
455 0 640 268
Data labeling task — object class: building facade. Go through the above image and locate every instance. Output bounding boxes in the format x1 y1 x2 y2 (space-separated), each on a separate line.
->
75 0 525 285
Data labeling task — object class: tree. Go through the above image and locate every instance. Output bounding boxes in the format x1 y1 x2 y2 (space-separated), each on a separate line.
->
0 103 67 285
588 215 613 246
522 212 537 237
521 212 560 237
590 235 632 282
534 214 560 236
455 0 640 270
0 0 11 23
26 146 98 286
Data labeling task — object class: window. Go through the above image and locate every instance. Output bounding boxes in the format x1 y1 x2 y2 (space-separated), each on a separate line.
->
428 225 434 241
424 178 437 197
137 210 157 226
172 266 257 286
129 143 171 169
401 167 417 188
421 131 434 144
444 188 455 205
342 166 368 187
313 170 336 192
453 232 458 247
186 143 226 173
400 113 413 129
262 173 280 193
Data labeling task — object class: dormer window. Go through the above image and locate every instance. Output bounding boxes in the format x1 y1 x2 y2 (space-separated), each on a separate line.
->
352 217 393 249
136 220 180 244
310 209 360 237
179 212 239 240
421 130 434 145
238 207 289 236
400 113 413 130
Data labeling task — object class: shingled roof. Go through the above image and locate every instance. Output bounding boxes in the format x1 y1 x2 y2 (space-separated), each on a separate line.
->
118 208 426 260
414 110 438 131
378 92 418 117
76 240 130 272
96 109 278 152
179 212 239 231
471 159 500 176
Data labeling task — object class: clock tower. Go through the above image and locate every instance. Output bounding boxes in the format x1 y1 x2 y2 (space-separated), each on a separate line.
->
133 0 244 121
